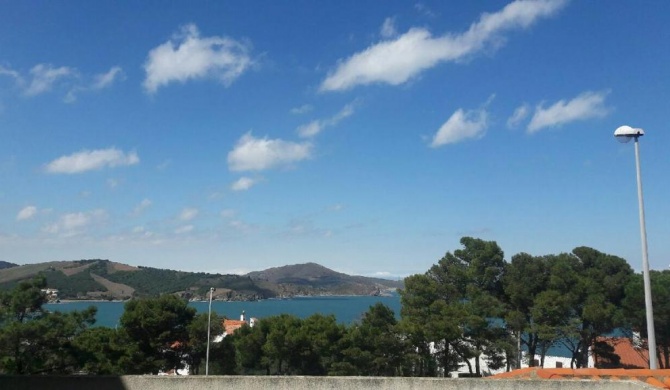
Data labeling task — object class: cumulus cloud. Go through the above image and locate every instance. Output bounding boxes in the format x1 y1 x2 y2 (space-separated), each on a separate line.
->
179 208 199 221
321 0 566 91
507 104 529 128
42 209 107 236
297 102 355 138
143 24 252 93
430 107 488 147
17 206 37 221
231 176 258 191
381 17 398 38
527 91 610 133
45 148 139 174
227 132 312 172
24 64 74 96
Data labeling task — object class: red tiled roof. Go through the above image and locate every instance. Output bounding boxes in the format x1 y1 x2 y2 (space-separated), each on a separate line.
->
492 368 670 389
595 337 649 369
223 319 246 335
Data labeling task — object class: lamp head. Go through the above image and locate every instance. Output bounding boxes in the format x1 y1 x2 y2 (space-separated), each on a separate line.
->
614 125 644 143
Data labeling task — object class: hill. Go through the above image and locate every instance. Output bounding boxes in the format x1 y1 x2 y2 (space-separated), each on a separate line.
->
246 262 403 297
0 260 402 301
0 260 18 270
0 260 271 301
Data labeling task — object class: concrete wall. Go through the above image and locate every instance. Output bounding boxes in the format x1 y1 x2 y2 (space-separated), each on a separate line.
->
0 376 656 390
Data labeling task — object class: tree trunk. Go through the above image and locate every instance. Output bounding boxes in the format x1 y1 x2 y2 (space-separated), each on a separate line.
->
516 331 522 369
527 333 538 367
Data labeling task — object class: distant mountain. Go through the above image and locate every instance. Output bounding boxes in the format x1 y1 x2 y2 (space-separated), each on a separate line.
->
246 262 403 297
0 260 270 301
0 261 18 270
0 260 403 301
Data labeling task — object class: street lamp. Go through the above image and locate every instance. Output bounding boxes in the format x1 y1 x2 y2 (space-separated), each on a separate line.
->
206 287 215 375
614 125 657 369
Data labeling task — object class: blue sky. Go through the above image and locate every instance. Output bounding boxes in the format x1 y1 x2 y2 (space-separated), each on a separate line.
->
1 0 669 277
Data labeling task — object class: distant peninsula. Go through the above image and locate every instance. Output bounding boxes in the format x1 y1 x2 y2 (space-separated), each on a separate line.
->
0 259 403 301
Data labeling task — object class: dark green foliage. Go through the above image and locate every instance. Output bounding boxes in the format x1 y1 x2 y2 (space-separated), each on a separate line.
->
233 320 270 374
102 267 268 298
119 294 196 374
623 270 670 368
185 312 223 374
332 303 408 376
2 239 668 376
43 270 106 298
552 247 633 368
0 276 97 374
71 327 132 374
400 237 508 376
503 253 552 367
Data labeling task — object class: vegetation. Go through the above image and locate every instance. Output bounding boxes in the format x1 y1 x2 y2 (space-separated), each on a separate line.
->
0 260 18 270
0 276 96 374
1 237 669 376
0 260 400 301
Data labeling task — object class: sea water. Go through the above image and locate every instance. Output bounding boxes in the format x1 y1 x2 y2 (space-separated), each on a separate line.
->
44 295 402 328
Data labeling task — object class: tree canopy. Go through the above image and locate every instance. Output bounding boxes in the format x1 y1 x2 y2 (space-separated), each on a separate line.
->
1 238 667 376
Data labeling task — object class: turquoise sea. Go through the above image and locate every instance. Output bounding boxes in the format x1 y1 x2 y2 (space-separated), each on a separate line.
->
45 295 402 328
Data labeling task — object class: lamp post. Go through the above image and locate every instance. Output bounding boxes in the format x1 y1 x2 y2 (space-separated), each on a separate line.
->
614 125 657 369
206 287 215 375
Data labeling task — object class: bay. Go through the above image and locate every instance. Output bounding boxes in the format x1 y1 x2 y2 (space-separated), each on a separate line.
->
45 294 402 328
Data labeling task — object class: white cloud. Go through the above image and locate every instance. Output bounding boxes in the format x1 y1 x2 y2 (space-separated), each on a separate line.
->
0 65 22 82
175 225 194 234
179 207 199 221
45 148 139 174
92 66 124 89
143 24 252 94
220 209 236 218
227 132 312 172
297 102 355 138
321 0 566 91
42 209 107 236
231 176 258 191
328 203 345 212
24 64 74 96
527 91 610 133
17 206 37 221
381 17 397 38
228 219 256 234
430 107 488 147
107 178 119 188
66 66 126 102
296 121 322 138
507 104 529 128
132 199 152 216
290 104 313 115
2 64 121 103
415 3 437 18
